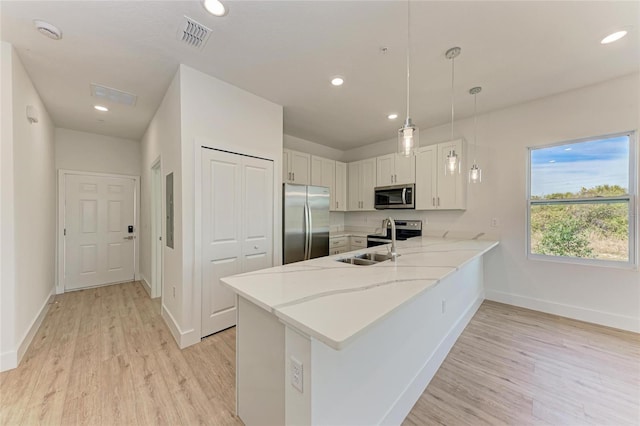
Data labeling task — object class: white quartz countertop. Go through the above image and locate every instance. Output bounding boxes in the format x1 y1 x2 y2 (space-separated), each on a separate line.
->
221 236 499 350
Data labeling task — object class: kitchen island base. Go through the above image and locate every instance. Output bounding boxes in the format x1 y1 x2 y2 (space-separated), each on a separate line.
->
236 256 485 425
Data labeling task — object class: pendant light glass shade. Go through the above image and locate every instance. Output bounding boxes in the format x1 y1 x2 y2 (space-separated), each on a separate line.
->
398 118 419 157
468 86 482 184
445 149 459 175
398 1 419 157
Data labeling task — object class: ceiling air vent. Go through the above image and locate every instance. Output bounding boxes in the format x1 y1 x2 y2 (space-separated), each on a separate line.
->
177 16 211 50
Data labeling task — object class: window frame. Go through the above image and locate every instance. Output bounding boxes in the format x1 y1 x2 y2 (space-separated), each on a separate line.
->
526 131 638 269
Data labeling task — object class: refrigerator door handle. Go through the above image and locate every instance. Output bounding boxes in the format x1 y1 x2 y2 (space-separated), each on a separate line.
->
303 203 310 260
307 203 313 259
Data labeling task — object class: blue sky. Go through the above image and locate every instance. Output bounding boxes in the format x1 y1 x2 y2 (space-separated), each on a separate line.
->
531 136 629 196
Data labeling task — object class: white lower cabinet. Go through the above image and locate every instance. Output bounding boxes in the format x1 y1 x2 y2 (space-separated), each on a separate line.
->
329 236 348 255
349 236 366 249
415 139 466 210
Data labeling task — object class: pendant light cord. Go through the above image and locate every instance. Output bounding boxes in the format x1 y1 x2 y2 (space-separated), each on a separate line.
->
406 0 411 120
473 92 477 163
450 56 455 141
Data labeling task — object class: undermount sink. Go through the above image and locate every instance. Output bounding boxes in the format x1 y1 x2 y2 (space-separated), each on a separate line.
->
336 252 393 266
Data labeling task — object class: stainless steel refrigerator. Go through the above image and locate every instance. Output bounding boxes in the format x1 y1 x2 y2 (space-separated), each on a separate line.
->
283 183 330 264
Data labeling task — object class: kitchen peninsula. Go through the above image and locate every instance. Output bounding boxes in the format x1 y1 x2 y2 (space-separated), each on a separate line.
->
221 235 499 425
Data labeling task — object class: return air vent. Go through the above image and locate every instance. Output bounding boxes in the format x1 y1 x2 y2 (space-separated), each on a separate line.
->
90 84 137 107
177 16 211 50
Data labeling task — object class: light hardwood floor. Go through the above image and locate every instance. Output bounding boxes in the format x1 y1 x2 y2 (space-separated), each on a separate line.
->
1 282 638 425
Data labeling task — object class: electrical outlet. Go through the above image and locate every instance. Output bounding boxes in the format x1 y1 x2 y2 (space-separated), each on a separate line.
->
441 299 446 314
290 357 303 393
491 217 499 227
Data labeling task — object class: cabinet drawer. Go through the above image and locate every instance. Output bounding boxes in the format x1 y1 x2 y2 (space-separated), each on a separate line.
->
331 247 348 255
330 236 348 248
350 236 366 248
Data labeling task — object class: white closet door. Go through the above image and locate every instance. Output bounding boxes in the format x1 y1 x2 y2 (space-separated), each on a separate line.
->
65 175 135 290
202 149 274 337
241 157 273 274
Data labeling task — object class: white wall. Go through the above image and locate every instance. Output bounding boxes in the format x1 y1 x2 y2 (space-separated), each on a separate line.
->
344 73 640 332
139 64 283 348
55 128 141 176
140 68 182 322
178 64 283 346
1 42 56 371
284 134 344 161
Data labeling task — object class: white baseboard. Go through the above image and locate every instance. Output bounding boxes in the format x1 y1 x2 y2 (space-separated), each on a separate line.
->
140 274 151 297
161 304 199 349
381 292 484 425
485 289 640 333
1 286 55 372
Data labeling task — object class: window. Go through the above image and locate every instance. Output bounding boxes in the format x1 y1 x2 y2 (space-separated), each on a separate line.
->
527 133 637 267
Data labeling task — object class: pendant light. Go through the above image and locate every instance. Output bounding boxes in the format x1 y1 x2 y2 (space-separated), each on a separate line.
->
444 46 461 175
397 0 419 157
468 86 483 183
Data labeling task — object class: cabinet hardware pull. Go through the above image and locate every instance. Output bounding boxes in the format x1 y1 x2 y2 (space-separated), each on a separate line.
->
432 197 435 206
437 197 440 206
293 172 295 181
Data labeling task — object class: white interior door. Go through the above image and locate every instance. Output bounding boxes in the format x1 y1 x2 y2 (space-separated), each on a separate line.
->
64 174 135 291
201 148 273 337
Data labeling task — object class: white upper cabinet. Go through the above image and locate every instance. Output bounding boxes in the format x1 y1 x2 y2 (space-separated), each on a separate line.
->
334 161 347 212
376 153 415 186
348 158 376 211
310 155 347 212
283 149 310 185
415 139 466 210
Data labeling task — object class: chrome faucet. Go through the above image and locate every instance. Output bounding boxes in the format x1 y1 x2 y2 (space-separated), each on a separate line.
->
383 217 398 261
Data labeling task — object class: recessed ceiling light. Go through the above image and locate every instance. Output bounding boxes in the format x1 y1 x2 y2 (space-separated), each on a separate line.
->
601 30 628 44
203 0 227 17
94 105 109 112
549 160 556 163
331 77 344 86
33 20 62 40
388 113 398 120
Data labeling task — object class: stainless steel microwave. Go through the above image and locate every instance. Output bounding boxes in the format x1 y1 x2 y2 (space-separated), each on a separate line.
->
374 184 415 209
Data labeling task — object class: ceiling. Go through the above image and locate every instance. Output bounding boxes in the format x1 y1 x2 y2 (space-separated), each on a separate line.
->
1 1 638 150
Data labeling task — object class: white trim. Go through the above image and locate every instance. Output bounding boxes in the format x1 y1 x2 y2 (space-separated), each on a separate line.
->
161 303 198 348
1 286 55 372
57 169 141 294
150 157 163 299
140 274 151 297
380 293 484 425
485 289 640 333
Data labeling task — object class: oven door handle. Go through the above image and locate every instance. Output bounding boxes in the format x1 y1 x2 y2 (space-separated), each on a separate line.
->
367 237 392 244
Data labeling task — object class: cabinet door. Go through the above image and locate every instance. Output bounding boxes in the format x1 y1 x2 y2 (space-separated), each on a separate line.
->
312 156 336 210
437 140 465 209
394 154 416 184
347 161 361 211
360 158 377 211
415 146 437 210
376 154 395 186
290 151 310 185
283 149 292 182
335 161 347 211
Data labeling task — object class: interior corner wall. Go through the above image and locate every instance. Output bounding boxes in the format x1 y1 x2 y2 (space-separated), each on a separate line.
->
1 41 17 371
178 64 283 346
140 68 182 330
345 72 640 332
1 43 56 371
284 134 345 161
55 128 141 176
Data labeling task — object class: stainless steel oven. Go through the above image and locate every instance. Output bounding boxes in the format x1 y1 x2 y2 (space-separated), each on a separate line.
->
374 184 415 210
367 219 422 248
